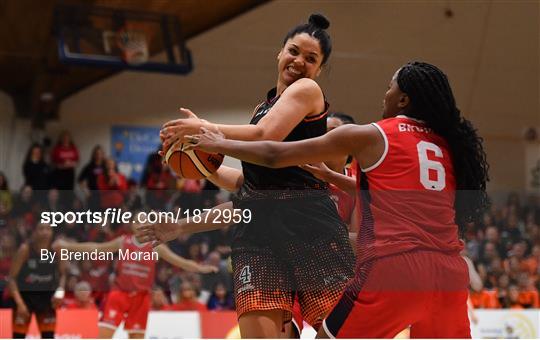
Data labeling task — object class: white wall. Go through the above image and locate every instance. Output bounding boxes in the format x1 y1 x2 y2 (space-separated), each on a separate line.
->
0 91 34 191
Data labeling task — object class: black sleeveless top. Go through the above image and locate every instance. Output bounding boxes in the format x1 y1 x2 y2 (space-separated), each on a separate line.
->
17 243 58 292
240 87 329 196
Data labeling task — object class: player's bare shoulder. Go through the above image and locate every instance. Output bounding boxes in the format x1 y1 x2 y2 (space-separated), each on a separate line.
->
282 78 323 101
335 124 381 144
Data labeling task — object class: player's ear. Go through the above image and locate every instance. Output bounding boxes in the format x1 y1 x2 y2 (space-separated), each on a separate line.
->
315 65 322 77
277 50 282 60
398 93 410 109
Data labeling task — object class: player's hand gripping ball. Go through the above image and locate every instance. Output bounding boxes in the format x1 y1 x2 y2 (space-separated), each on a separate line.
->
164 140 223 179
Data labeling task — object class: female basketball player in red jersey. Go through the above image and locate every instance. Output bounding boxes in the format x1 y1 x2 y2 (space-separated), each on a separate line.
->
54 225 217 339
185 61 490 338
159 14 355 338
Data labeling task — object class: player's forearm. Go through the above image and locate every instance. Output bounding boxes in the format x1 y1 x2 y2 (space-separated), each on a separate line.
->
158 246 207 272
57 269 67 290
322 170 356 196
62 241 116 253
210 139 285 168
167 256 201 272
213 124 264 141
8 279 25 307
207 166 243 192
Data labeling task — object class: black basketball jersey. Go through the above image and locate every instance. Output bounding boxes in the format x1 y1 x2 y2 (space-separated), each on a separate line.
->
17 243 58 292
241 87 329 193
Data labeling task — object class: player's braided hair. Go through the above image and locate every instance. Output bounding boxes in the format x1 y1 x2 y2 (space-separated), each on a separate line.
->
396 61 490 234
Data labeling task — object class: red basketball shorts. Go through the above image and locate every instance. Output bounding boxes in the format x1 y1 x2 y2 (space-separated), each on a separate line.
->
323 250 471 339
99 290 150 333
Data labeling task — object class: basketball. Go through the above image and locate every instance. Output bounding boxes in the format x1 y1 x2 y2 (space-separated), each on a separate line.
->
164 140 224 179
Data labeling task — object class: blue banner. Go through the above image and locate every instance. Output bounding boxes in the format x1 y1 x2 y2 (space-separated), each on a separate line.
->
111 125 161 182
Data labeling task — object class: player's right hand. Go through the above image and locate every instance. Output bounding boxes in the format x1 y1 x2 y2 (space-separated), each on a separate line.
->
183 127 225 153
16 304 30 321
299 162 331 181
135 221 183 246
198 264 219 274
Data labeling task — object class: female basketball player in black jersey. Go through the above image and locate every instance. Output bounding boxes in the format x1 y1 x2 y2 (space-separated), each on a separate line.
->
159 14 355 338
8 223 66 338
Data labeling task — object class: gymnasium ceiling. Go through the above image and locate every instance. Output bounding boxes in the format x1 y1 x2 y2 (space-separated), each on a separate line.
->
0 0 268 125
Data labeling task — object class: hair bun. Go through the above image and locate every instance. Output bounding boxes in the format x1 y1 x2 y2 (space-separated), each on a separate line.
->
308 13 330 30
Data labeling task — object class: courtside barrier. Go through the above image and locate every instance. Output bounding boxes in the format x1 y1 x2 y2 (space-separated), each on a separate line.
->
0 309 538 338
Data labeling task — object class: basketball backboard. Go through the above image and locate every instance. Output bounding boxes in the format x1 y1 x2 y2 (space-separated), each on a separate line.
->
53 4 193 74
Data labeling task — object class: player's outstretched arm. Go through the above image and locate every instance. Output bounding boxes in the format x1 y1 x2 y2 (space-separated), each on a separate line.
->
156 244 218 274
135 201 234 245
160 78 323 148
53 237 122 253
187 124 377 169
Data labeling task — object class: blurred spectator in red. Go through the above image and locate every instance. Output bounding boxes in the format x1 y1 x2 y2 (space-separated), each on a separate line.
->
140 149 161 186
124 179 143 211
63 281 96 309
151 287 171 311
525 245 540 277
471 289 499 308
23 143 50 203
517 272 539 308
0 234 16 307
166 281 207 312
51 131 79 191
79 259 110 306
176 179 203 213
78 145 105 210
206 282 234 311
97 158 127 209
506 285 525 309
141 151 174 210
87 222 116 243
0 172 12 219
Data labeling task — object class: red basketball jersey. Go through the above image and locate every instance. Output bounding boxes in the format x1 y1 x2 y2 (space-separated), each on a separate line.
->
113 235 156 292
356 115 463 265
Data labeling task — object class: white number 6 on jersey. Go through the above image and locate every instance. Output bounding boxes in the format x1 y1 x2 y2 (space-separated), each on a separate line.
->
417 141 446 191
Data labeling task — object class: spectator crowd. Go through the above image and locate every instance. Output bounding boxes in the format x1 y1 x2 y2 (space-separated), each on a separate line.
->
0 133 233 313
0 132 539 313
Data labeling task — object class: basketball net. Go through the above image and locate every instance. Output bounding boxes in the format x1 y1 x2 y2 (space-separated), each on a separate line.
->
116 29 149 65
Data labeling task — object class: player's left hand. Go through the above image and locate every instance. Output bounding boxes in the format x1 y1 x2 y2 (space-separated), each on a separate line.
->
197 264 219 274
51 296 63 309
160 108 204 150
299 162 332 181
183 127 225 153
